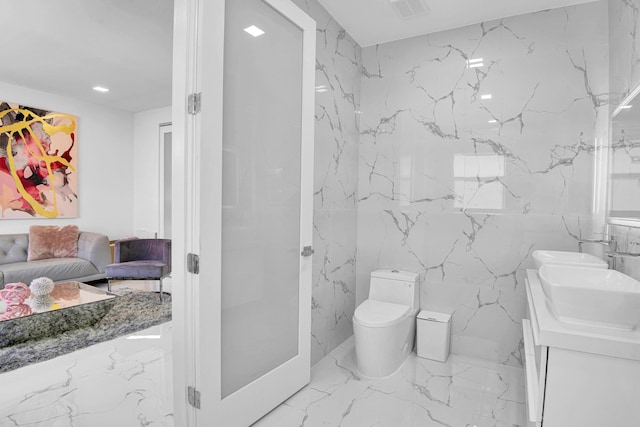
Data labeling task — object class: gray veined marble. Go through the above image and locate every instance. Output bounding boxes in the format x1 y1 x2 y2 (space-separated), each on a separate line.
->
254 337 526 427
357 2 608 366
607 0 640 286
293 0 361 365
610 0 640 104
0 323 173 427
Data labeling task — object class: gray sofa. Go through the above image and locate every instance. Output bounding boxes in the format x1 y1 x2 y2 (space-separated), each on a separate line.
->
0 232 111 289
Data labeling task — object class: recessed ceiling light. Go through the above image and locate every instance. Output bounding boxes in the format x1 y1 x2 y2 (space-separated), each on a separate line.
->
315 85 328 93
620 105 633 109
488 119 498 123
244 25 265 37
93 86 109 93
481 94 492 100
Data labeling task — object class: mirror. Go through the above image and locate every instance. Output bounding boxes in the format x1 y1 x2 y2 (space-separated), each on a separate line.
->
608 83 640 226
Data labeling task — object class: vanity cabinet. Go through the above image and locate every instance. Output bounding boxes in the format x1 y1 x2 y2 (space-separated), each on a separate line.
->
524 270 640 426
522 319 545 426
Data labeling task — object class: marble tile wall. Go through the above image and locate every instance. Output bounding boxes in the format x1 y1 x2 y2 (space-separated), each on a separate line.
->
292 0 362 365
609 0 640 105
357 2 609 365
607 0 640 273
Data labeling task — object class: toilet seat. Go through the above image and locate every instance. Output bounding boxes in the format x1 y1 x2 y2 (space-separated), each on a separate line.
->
354 299 410 327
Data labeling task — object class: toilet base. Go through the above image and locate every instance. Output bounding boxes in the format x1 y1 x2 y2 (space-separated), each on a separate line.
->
353 312 417 379
356 351 413 380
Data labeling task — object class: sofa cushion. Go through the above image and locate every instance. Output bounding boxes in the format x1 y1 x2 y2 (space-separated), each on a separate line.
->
28 225 79 261
106 261 170 279
0 234 28 265
2 258 99 286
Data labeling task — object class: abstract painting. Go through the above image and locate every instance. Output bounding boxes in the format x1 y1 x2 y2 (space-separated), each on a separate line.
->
0 101 78 218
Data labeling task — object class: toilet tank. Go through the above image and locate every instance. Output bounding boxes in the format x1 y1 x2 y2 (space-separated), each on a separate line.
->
369 269 420 310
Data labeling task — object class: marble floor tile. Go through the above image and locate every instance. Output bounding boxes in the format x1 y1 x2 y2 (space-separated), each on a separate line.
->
1 297 525 427
0 322 173 427
254 337 526 427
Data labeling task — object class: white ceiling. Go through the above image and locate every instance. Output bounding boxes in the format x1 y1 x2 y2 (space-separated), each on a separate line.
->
0 1 599 113
317 0 599 47
0 0 174 113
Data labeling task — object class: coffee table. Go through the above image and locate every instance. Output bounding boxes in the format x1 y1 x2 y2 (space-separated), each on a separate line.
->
0 281 119 347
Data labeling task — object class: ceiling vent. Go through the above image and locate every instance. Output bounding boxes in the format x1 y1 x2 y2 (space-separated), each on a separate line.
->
389 0 429 20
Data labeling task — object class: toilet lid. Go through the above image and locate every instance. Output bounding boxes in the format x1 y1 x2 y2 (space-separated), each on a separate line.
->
354 300 411 327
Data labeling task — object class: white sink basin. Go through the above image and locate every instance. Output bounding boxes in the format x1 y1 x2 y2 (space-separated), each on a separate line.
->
532 250 607 269
537 264 640 330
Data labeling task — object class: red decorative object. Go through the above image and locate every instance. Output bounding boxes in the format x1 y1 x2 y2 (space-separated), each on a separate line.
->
0 303 32 320
0 282 30 306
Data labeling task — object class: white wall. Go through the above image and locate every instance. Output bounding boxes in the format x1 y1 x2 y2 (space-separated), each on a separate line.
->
133 106 171 238
0 82 135 240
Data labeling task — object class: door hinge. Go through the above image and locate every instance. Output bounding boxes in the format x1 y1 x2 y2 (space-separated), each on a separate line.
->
301 246 314 257
187 385 201 409
188 92 201 115
187 253 200 274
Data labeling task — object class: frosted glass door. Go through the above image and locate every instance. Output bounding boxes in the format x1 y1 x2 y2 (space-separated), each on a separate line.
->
221 0 303 398
189 0 314 423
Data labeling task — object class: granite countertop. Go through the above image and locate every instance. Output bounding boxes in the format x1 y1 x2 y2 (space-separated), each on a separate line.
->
525 269 640 361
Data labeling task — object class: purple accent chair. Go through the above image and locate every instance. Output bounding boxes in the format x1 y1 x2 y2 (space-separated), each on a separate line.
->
105 239 171 302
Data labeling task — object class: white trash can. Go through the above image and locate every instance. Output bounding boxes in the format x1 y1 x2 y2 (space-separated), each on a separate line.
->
416 310 451 362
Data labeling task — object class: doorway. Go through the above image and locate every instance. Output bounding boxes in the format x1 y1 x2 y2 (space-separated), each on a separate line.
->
159 123 172 239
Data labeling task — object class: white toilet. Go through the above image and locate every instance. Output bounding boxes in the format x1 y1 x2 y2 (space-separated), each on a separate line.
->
353 269 420 378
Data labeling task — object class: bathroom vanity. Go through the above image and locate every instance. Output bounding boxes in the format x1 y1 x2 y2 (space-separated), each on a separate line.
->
523 269 640 426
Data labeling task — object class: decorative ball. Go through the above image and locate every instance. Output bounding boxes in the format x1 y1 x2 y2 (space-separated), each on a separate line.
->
29 277 55 296
29 294 55 313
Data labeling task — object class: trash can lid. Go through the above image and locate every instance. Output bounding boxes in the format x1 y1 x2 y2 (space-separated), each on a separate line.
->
417 310 451 323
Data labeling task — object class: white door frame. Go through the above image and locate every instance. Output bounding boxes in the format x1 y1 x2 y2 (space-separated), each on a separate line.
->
171 0 201 425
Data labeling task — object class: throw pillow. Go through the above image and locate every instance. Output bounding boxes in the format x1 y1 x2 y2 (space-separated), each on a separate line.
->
28 225 79 261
